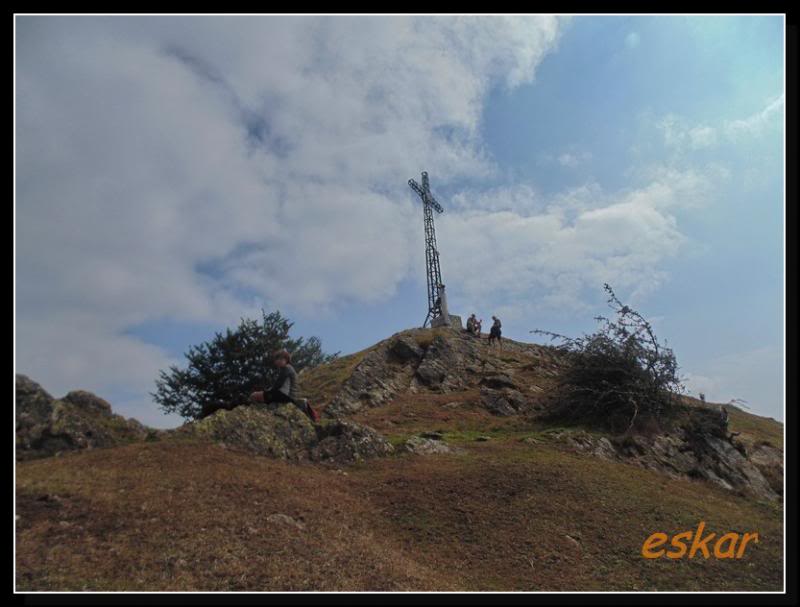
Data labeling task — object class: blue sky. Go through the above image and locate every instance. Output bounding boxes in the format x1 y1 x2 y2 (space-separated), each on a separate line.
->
16 15 784 427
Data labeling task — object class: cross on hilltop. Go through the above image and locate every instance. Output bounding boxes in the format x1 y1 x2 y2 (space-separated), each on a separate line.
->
408 171 451 328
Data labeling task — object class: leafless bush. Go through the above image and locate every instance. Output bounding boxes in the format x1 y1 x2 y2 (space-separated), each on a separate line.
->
532 284 685 434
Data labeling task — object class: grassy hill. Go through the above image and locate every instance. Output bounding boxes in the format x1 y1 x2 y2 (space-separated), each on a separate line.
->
16 328 783 591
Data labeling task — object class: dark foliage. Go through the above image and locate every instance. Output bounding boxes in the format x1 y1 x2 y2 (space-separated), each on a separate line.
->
152 310 338 420
532 284 685 434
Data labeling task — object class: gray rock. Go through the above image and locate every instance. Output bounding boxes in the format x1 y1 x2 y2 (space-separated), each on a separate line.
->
414 335 470 392
324 336 422 417
62 390 113 414
480 386 528 416
182 404 318 460
312 420 395 463
16 375 54 426
16 375 151 461
480 374 517 390
402 435 458 455
387 336 425 363
556 428 780 502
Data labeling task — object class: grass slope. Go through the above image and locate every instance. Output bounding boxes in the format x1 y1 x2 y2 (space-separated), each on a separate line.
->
17 431 782 591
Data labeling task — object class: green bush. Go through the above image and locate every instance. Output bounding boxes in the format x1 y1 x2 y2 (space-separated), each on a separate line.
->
152 310 337 421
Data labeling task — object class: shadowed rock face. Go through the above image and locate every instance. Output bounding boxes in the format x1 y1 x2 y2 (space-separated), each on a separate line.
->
15 375 152 461
548 427 780 503
178 404 393 465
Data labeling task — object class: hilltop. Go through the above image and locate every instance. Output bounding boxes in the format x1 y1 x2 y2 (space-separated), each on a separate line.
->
15 327 783 591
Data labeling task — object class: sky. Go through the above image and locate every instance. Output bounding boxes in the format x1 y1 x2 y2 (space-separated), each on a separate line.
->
15 15 785 428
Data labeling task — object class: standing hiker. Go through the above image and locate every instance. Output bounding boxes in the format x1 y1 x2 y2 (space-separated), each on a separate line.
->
488 316 502 347
249 349 319 422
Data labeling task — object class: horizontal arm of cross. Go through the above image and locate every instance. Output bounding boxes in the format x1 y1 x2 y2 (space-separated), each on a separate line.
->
408 179 424 198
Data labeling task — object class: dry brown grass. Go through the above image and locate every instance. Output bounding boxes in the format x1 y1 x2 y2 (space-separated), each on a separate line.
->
16 441 451 591
16 432 782 591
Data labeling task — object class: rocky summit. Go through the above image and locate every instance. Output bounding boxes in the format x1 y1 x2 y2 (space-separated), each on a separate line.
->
321 326 557 418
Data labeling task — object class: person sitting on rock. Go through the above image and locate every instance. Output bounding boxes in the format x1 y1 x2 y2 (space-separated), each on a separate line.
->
249 349 319 422
466 314 477 335
488 316 502 347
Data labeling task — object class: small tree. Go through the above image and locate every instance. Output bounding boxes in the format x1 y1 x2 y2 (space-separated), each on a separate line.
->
152 310 338 420
532 284 685 434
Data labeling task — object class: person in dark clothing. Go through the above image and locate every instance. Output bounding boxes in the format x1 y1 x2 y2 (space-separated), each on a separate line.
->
488 316 502 347
249 349 319 422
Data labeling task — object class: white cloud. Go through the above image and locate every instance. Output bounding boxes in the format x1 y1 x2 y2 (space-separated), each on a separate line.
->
683 346 783 420
15 15 565 423
656 94 784 153
724 93 785 140
657 115 717 150
437 164 719 318
687 125 717 149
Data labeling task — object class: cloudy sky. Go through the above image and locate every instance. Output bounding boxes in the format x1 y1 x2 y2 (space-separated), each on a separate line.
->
15 15 784 428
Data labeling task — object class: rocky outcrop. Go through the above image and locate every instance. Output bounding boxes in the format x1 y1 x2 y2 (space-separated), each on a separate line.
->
16 375 153 461
179 404 393 464
323 335 425 418
545 427 780 503
747 442 783 497
182 404 319 460
323 328 551 418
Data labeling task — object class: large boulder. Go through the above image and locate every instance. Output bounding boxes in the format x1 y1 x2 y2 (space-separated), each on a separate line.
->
184 404 319 460
181 404 393 464
15 375 152 461
16 375 55 425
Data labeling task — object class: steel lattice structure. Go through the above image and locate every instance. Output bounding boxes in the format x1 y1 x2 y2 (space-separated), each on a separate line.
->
408 171 445 327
